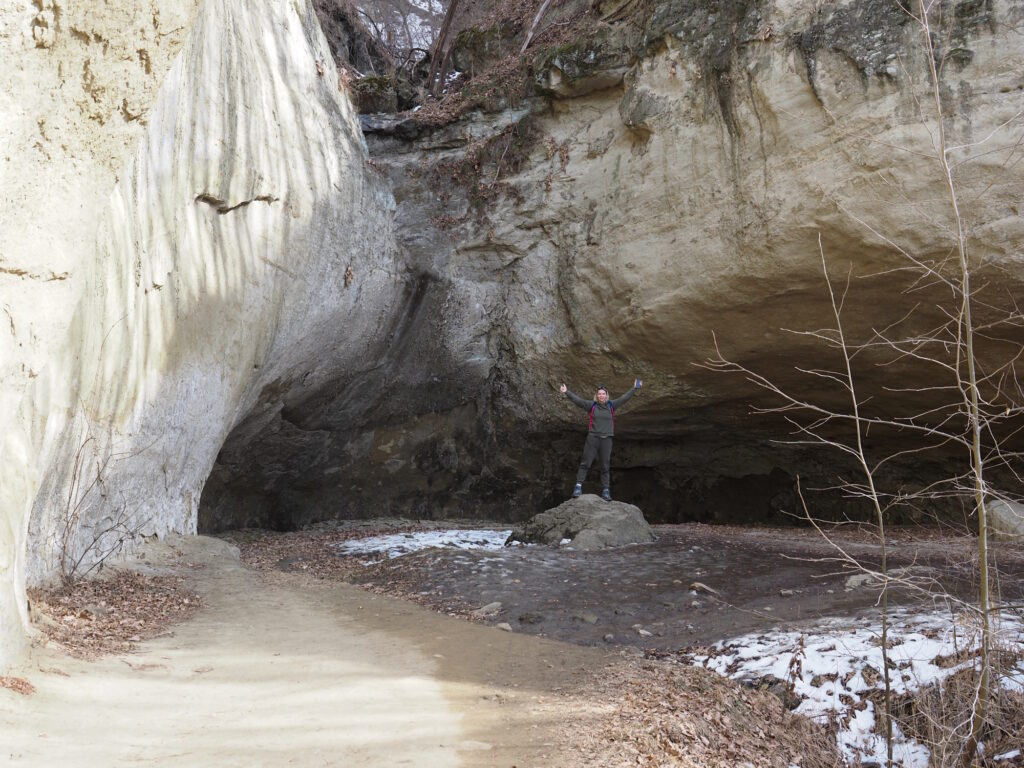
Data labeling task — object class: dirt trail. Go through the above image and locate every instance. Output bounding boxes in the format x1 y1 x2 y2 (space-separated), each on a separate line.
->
1 535 610 767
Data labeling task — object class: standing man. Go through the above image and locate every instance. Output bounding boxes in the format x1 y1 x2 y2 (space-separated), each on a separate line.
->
559 378 642 501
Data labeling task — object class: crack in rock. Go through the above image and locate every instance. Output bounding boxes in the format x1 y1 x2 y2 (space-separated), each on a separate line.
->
195 193 280 214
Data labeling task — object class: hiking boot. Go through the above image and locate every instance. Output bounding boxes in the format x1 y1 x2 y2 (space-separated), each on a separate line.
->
571 483 583 499
601 488 612 502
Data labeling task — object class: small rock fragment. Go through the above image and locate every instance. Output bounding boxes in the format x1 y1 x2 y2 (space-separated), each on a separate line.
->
495 622 513 632
845 573 873 590
690 581 720 597
472 601 502 617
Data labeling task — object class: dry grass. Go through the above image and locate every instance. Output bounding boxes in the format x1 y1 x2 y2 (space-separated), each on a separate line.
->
28 570 201 659
887 659 1024 767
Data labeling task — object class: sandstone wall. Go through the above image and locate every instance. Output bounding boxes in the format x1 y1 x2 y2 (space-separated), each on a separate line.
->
0 0 201 670
1 0 396 665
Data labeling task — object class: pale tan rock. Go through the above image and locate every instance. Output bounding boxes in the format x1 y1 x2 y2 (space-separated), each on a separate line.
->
0 0 395 665
0 0 201 669
6 0 1024 665
362 0 1024 526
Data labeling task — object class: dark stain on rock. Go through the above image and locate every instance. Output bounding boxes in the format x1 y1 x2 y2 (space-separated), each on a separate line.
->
790 0 998 103
643 0 771 139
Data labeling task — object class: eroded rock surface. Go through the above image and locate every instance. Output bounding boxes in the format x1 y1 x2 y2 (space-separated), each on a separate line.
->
1 0 201 668
508 495 655 549
209 0 1024 532
1 0 395 664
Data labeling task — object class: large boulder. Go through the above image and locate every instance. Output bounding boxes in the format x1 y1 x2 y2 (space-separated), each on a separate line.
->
507 495 655 550
990 500 1024 540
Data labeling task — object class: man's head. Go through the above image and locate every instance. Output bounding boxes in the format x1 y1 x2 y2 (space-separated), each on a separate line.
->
595 386 608 403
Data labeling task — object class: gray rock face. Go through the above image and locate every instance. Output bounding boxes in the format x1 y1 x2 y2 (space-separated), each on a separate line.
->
507 495 656 550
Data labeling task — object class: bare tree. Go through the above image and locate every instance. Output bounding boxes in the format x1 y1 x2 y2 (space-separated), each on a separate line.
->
55 419 153 585
427 0 460 94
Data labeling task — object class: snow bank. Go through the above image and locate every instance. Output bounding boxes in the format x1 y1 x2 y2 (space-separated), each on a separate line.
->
692 608 1024 767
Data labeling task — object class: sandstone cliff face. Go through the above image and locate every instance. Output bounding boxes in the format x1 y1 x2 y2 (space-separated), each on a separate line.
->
3 0 1024 665
1 0 395 664
0 0 201 670
200 0 1024 531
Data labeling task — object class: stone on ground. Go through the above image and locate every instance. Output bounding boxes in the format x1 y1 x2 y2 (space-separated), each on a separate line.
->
507 494 655 550
990 499 1024 539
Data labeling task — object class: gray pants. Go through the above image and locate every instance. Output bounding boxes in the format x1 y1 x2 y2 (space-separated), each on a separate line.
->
576 433 612 489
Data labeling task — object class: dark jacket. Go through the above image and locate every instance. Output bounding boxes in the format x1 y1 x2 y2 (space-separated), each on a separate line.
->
565 386 638 437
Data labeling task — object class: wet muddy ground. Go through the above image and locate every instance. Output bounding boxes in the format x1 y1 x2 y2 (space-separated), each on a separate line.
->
320 523 1024 652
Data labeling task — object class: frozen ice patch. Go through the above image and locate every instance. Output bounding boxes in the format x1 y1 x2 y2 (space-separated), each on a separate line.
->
333 529 513 560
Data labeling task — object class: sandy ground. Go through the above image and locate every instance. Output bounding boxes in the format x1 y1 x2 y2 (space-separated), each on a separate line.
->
1 535 612 767
7 522 1011 767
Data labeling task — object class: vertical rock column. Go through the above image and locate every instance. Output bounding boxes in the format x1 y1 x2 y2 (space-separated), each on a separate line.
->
0 0 397 665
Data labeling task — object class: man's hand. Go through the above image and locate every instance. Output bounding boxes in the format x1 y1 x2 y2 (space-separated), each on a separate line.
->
560 383 567 394
634 377 643 389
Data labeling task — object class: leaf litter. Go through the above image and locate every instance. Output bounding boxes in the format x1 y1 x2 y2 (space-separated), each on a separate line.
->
0 676 36 696
28 570 201 659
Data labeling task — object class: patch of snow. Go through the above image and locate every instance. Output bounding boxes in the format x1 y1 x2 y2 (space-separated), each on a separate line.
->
1003 658 1024 694
690 608 1024 767
333 529 512 560
406 0 442 15
996 749 1022 761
